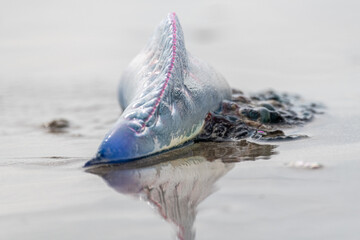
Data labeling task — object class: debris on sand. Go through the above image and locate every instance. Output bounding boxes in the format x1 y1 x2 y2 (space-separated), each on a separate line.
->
43 119 70 133
286 161 323 169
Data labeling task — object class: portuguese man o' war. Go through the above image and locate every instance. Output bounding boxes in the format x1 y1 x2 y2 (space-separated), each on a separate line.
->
85 13 321 166
86 13 231 166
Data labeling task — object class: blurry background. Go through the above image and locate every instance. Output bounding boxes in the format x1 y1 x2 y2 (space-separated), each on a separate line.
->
1 0 359 93
1 1 360 240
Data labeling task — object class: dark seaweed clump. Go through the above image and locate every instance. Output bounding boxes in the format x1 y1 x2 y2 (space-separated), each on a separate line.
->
196 89 323 142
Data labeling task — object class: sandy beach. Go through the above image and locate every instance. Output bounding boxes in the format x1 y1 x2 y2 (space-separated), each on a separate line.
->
1 0 360 239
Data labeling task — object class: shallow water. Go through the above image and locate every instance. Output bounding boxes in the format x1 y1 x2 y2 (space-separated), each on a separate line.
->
1 1 360 239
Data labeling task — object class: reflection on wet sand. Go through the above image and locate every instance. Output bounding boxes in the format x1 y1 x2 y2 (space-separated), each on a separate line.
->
86 140 276 240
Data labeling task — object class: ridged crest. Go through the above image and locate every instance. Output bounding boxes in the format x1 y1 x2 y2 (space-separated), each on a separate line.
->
122 13 188 133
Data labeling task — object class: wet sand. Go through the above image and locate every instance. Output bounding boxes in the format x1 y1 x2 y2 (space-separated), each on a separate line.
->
1 1 360 239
